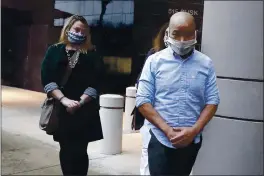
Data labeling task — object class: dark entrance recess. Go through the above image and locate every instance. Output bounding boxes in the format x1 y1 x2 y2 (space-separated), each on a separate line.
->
92 0 204 95
1 0 57 92
131 0 204 84
91 23 134 95
1 8 32 87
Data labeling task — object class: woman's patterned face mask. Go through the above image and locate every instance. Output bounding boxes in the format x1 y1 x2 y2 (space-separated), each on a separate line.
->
67 31 86 44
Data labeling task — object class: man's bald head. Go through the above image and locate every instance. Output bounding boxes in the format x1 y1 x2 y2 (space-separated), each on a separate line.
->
169 12 196 41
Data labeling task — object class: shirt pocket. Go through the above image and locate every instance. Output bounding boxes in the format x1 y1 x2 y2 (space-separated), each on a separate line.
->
187 70 207 99
156 69 182 101
155 70 171 93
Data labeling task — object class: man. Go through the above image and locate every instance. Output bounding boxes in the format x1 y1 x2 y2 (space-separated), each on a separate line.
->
136 12 220 176
139 25 169 176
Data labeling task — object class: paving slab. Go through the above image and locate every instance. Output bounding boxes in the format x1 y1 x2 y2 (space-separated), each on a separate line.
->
1 130 61 175
1 86 142 175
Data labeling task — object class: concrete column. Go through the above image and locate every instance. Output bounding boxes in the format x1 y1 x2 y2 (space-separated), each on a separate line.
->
192 1 263 175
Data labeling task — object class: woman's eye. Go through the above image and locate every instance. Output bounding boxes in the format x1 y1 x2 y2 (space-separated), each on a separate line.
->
74 28 80 32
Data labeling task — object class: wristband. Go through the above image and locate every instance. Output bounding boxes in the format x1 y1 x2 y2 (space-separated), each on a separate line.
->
79 99 85 106
59 96 65 102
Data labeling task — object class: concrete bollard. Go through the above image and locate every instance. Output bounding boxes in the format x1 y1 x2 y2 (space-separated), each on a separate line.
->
99 94 124 155
123 87 137 133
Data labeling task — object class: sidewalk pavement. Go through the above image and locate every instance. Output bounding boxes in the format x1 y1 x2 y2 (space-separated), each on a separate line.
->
1 86 142 175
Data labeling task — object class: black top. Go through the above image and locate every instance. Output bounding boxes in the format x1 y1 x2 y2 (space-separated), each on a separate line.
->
41 43 105 142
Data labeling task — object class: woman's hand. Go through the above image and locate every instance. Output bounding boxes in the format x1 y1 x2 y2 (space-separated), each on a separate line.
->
66 106 80 114
60 97 80 114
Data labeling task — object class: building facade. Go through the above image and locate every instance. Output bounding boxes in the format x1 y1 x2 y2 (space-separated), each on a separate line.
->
1 0 204 94
1 0 263 174
53 0 204 93
192 1 263 175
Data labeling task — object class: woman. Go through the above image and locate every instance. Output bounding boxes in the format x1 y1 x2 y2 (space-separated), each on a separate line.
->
139 22 169 175
147 23 169 58
41 15 104 176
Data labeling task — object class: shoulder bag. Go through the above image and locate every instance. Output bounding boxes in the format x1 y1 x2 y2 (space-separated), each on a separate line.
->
131 63 147 131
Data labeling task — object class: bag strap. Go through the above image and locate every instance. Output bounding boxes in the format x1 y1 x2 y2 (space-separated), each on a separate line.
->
60 51 79 87
131 57 147 116
136 61 146 89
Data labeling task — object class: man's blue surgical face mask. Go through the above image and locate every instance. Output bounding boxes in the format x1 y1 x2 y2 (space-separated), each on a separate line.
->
168 30 197 56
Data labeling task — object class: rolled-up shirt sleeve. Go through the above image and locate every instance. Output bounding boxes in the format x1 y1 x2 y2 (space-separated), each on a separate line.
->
205 61 220 105
44 82 58 93
136 56 156 108
84 87 97 99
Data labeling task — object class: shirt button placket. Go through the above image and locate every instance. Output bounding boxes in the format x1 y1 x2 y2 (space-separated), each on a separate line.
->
179 68 186 116
180 63 188 118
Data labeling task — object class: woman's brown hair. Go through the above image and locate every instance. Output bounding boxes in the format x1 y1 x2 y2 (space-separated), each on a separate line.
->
152 22 169 52
57 15 94 53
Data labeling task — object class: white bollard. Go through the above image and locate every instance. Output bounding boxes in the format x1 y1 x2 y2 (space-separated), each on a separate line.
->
123 87 137 133
99 94 124 155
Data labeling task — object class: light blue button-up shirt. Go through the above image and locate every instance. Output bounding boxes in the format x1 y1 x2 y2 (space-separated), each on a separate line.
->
136 47 220 148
